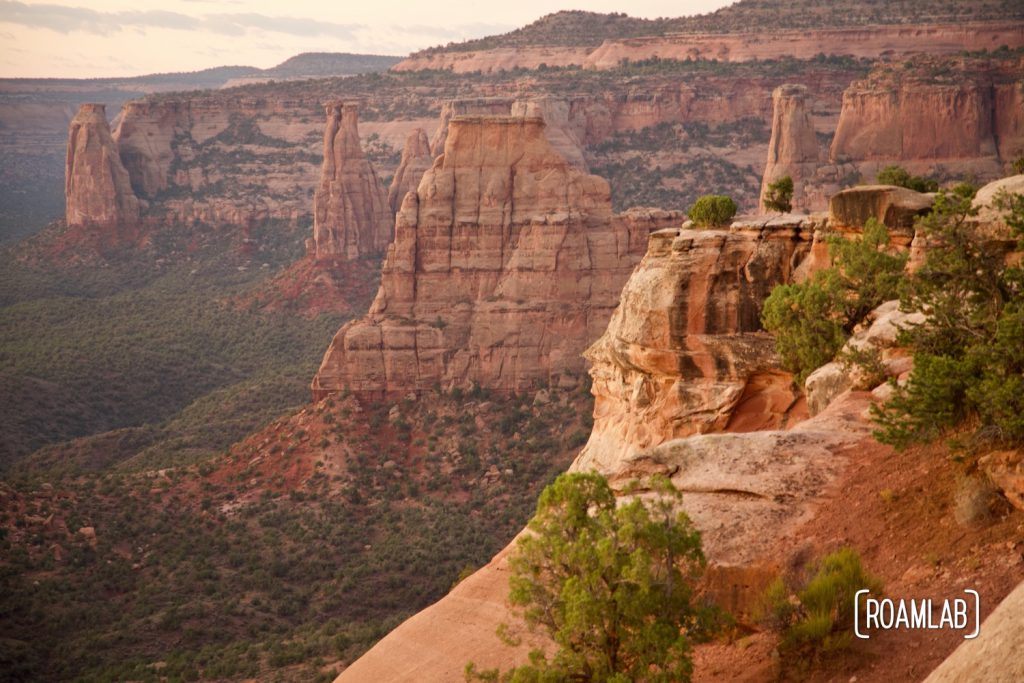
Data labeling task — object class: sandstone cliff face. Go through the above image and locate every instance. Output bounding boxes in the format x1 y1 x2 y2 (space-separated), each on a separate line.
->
311 114 681 400
575 216 820 472
311 102 393 260
387 128 433 213
65 104 140 235
760 84 825 211
830 56 1024 179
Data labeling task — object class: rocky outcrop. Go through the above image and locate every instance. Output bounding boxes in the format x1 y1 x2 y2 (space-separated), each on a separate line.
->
760 84 826 211
430 97 589 170
311 114 681 400
923 579 1024 682
336 391 878 682
394 22 1024 74
311 102 393 260
429 98 514 157
575 215 823 473
828 185 933 235
804 300 923 416
387 128 433 213
510 97 589 170
65 103 140 235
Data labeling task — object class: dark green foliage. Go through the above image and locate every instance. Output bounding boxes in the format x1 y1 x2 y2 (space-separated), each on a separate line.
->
872 186 1024 449
0 227 349 471
875 165 938 193
761 219 907 383
761 548 882 665
687 195 737 227
763 175 794 213
469 473 715 682
1013 157 1024 175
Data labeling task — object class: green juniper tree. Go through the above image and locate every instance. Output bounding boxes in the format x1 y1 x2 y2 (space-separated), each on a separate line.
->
761 218 907 383
467 473 716 683
872 186 1024 449
687 195 737 227
763 175 794 213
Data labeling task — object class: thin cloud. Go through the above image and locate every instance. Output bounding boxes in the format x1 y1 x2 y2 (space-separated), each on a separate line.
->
0 1 362 37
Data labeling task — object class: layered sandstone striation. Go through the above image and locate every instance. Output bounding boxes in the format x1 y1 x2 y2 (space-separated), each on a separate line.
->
394 22 1024 73
760 84 826 211
387 128 433 213
430 97 590 169
311 114 681 400
575 216 821 472
311 102 393 260
65 103 140 235
830 56 1024 179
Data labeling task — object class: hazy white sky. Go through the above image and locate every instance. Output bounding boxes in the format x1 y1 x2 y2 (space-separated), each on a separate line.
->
0 0 734 78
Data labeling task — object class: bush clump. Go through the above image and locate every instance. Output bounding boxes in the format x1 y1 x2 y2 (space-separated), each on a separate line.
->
761 218 907 383
876 165 939 193
467 473 721 682
761 547 882 666
687 194 737 227
763 175 794 213
872 186 1024 450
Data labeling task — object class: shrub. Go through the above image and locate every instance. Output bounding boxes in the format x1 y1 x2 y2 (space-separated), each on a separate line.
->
761 218 907 383
761 547 882 664
876 165 938 193
688 194 738 227
872 186 1024 450
763 175 794 213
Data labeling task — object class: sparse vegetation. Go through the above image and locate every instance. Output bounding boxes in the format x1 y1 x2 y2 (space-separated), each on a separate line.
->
760 547 882 667
875 165 938 193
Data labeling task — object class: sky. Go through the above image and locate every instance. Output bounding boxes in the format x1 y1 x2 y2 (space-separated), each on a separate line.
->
0 0 734 78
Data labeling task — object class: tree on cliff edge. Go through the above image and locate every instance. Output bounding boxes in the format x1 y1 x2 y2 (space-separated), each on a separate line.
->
466 473 718 683
763 175 794 213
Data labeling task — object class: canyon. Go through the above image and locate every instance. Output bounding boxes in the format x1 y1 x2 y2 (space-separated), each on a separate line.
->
7 4 1024 681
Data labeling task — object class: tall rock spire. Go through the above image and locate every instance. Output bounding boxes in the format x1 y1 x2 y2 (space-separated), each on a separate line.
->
387 127 433 213
65 103 140 233
760 84 823 212
312 102 393 260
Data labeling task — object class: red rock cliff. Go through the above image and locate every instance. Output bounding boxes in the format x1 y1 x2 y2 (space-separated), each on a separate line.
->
576 216 818 472
311 114 681 399
65 103 140 235
830 56 1024 178
311 102 393 260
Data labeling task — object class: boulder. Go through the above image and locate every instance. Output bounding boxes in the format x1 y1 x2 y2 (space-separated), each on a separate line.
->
828 185 933 234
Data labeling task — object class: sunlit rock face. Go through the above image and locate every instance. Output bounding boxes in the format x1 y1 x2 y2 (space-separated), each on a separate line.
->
311 114 681 400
